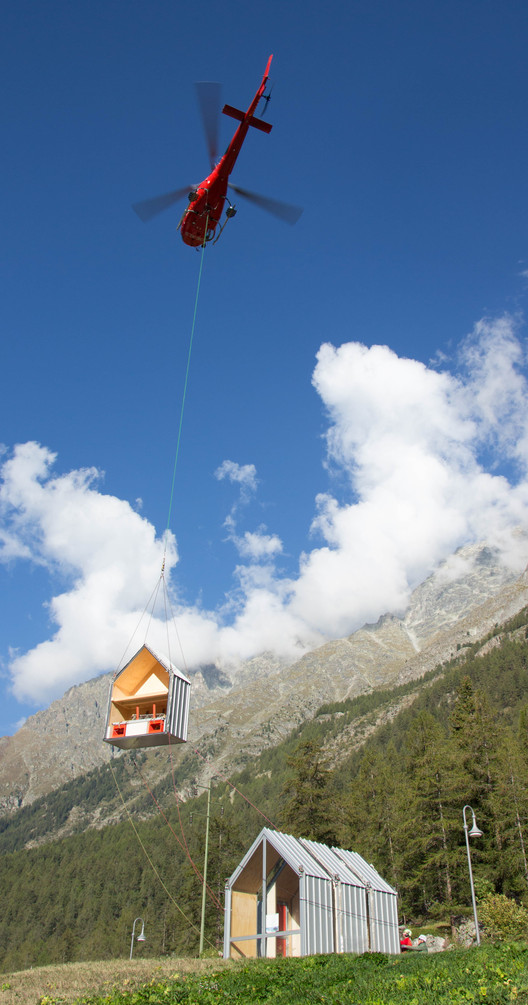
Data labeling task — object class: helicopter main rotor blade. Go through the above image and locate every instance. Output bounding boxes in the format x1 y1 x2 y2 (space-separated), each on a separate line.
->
195 81 221 167
228 183 303 225
132 187 191 222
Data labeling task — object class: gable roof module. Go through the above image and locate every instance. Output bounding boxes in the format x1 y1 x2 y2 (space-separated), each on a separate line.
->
103 643 190 750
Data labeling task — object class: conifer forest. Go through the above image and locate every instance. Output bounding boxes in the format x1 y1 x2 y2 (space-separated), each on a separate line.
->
1 610 528 970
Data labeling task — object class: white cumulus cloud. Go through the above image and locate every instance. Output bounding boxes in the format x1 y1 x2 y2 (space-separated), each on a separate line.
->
0 442 178 702
215 460 257 494
2 313 528 707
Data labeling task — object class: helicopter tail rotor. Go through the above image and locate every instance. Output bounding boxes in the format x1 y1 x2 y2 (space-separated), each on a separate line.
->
261 81 274 118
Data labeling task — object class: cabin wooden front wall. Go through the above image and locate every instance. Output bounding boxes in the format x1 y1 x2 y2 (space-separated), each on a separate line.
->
227 838 301 959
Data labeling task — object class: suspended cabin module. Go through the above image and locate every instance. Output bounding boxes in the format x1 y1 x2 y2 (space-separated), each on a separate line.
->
103 644 190 750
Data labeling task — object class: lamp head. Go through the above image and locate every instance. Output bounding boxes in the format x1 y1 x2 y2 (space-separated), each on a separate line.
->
463 805 483 838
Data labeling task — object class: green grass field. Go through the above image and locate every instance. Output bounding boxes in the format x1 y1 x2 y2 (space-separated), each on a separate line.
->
5 943 526 1005
82 946 528 1005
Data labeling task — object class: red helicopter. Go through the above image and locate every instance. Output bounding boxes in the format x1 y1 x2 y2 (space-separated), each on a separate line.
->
133 55 302 247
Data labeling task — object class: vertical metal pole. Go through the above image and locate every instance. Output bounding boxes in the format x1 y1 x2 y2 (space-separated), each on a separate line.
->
130 918 144 959
261 835 267 958
463 805 481 946
199 782 211 956
223 882 231 959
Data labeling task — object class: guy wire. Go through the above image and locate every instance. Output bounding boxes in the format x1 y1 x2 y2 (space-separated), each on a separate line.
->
109 757 216 945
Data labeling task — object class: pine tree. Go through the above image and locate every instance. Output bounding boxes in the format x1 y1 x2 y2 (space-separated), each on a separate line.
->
449 676 502 882
491 730 528 897
396 711 459 915
339 743 404 894
279 739 336 843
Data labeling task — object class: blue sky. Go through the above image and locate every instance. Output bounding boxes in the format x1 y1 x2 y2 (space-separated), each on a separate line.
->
1 0 528 736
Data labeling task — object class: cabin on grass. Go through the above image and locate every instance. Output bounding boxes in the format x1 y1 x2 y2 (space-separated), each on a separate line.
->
224 828 399 959
103 644 190 750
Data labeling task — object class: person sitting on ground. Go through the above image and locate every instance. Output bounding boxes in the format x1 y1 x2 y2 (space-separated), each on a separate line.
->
412 934 428 952
400 928 413 950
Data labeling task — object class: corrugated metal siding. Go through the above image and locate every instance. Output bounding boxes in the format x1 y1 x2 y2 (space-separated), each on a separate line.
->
339 881 369 954
302 875 334 955
334 848 399 953
168 673 190 741
301 838 369 955
367 888 400 954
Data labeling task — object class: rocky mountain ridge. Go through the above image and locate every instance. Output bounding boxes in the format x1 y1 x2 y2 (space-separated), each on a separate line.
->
1 539 527 816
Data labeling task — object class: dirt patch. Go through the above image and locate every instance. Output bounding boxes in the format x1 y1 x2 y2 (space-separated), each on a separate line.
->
0 956 231 1005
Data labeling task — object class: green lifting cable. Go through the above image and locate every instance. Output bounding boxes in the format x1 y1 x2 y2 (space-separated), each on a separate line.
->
163 230 208 565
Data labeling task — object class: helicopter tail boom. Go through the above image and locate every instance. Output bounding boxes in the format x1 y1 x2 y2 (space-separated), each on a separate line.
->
222 104 273 133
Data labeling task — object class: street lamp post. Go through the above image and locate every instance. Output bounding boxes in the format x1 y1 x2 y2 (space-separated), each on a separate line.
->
462 805 483 946
199 782 211 956
130 917 146 960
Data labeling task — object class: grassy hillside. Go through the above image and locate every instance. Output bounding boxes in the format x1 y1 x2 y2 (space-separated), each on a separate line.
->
0 958 222 1005
3 946 528 1005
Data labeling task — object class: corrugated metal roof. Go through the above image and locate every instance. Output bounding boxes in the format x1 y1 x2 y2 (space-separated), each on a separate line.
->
226 828 333 885
333 848 397 895
300 838 367 888
266 829 330 879
225 828 396 893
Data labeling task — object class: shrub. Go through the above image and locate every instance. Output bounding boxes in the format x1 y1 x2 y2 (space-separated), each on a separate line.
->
479 892 528 941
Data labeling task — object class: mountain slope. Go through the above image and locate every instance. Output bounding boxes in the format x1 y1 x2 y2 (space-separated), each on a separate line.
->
2 609 528 970
1 539 526 817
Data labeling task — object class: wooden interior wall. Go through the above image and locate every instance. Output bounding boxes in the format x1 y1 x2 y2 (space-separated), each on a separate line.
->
230 890 257 959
